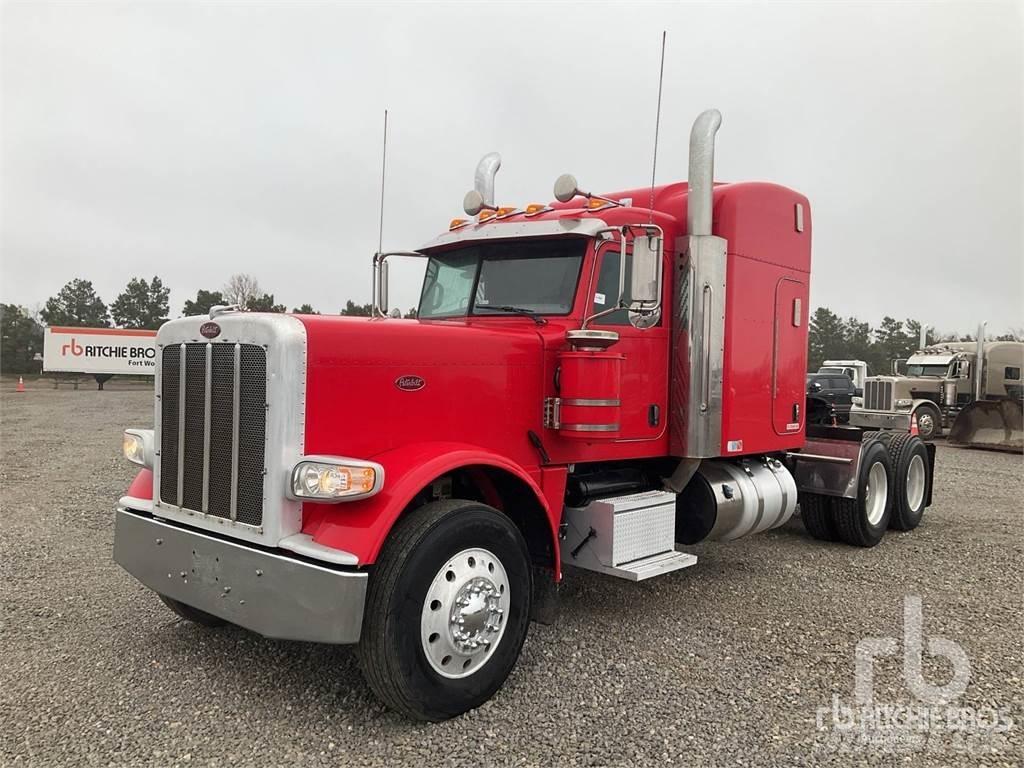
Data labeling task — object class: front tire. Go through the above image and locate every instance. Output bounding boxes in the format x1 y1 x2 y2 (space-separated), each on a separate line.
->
357 500 532 721
914 404 942 441
833 439 894 547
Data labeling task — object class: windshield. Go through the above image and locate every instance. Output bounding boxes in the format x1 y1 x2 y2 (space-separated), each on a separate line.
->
417 239 585 319
906 363 951 377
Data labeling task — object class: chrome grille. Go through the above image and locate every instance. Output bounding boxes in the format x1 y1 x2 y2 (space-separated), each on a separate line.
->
159 342 267 527
864 380 893 411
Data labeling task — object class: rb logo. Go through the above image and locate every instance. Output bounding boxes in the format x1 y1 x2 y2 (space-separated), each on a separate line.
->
61 338 84 357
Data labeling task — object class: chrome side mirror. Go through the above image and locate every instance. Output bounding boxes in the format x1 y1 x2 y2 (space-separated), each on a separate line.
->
463 190 485 216
553 174 581 203
627 233 663 329
630 235 662 304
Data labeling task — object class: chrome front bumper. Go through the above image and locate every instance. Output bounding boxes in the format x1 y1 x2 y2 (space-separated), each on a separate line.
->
114 508 366 644
848 409 912 431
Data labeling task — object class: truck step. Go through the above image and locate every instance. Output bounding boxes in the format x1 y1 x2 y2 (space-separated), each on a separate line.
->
590 548 698 581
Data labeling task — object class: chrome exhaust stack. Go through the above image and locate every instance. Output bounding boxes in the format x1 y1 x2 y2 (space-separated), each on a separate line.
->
473 152 502 209
670 109 728 458
975 322 987 401
687 109 722 237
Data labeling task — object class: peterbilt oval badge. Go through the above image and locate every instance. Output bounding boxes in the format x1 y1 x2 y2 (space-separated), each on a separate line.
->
395 375 425 392
200 322 221 339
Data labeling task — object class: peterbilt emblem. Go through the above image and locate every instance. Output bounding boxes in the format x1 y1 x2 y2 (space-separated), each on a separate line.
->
200 322 221 339
395 375 425 392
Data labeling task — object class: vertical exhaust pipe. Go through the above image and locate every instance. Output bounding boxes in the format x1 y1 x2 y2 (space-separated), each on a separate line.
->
975 322 987 401
671 109 727 458
687 109 722 236
474 152 502 208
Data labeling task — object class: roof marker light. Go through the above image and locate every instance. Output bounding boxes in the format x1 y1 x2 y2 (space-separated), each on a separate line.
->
449 218 469 230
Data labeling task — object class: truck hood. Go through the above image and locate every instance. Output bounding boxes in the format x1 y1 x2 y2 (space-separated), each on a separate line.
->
297 315 548 460
867 374 943 398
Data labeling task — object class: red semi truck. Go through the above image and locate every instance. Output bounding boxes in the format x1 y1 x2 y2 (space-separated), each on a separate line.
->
115 109 935 720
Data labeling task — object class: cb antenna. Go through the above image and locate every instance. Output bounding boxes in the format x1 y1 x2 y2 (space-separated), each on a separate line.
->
648 31 666 224
377 109 388 254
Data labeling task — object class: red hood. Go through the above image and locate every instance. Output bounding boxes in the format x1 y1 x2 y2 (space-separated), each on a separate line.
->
297 316 548 462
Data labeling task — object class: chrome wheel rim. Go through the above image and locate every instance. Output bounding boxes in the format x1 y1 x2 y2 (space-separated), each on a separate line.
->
420 547 509 679
906 454 926 511
917 412 934 436
865 461 888 526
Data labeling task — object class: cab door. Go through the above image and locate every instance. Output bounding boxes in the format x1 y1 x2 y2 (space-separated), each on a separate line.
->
587 245 668 442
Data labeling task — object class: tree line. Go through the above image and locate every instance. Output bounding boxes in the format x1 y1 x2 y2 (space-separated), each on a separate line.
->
0 273 418 374
808 307 1021 374
2 274 1019 375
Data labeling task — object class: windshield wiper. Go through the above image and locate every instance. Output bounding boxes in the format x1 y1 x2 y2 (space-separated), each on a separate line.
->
474 305 548 326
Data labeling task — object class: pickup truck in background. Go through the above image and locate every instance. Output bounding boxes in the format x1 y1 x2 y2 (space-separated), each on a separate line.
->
806 373 858 424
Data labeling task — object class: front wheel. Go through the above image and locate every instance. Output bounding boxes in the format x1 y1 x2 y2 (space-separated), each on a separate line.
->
914 404 942 441
357 500 532 721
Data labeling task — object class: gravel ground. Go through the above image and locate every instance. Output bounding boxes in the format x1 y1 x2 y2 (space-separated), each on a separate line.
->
1 387 1021 767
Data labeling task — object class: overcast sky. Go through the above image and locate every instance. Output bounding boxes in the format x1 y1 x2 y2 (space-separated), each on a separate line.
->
2 1 1022 335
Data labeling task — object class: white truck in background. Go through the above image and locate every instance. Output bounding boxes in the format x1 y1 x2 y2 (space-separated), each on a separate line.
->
817 360 869 390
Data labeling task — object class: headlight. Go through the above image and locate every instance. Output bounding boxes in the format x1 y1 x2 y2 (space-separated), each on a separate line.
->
290 456 384 501
895 399 913 409
122 429 154 467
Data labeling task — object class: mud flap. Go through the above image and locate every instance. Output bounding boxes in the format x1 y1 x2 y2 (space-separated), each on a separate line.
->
531 565 560 625
924 441 936 508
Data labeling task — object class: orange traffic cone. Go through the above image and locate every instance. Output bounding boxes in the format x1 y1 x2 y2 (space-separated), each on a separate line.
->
15 376 26 393
909 412 919 437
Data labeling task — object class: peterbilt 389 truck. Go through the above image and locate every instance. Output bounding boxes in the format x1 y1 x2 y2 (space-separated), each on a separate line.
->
851 333 1023 449
115 109 936 721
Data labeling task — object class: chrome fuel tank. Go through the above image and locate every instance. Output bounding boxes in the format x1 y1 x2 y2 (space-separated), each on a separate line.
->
676 458 797 544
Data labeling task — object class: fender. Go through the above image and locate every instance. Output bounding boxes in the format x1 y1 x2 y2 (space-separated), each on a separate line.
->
120 468 153 511
301 441 561 568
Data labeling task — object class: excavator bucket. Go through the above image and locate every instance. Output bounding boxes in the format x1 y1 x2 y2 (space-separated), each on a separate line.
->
948 400 1024 453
